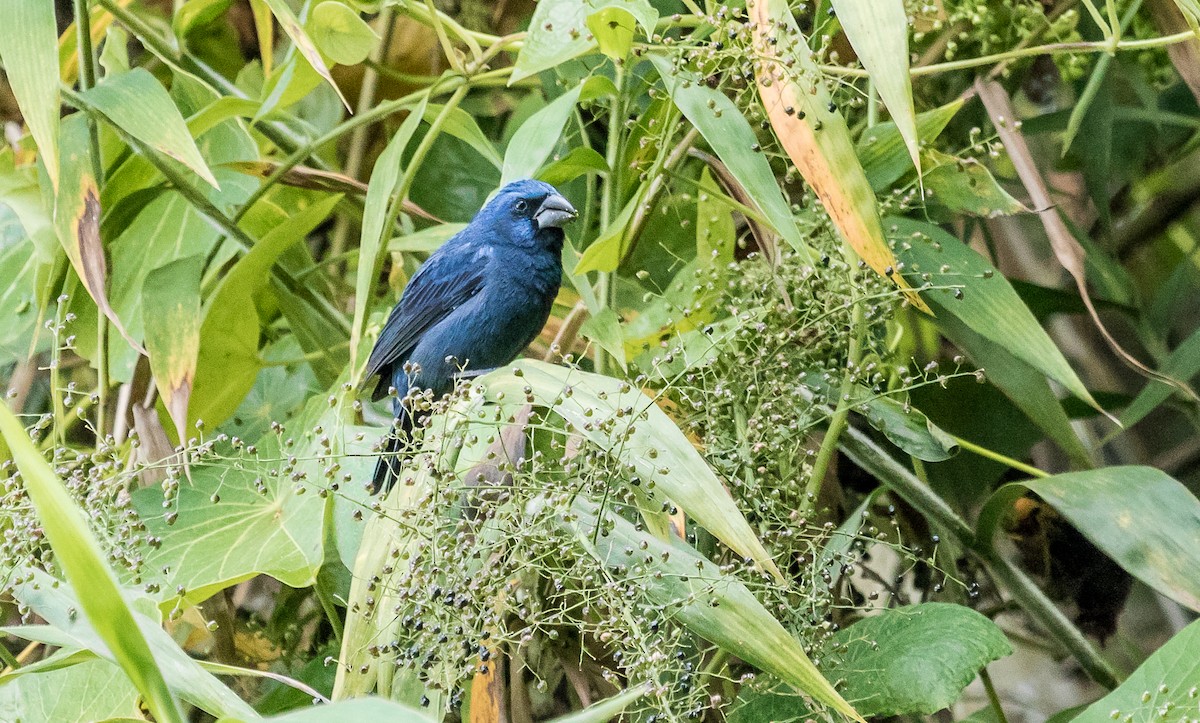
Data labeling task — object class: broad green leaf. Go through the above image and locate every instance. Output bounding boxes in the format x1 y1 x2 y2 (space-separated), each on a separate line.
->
501 85 584 186
889 218 1103 413
587 6 637 60
848 385 958 462
825 604 1011 716
486 360 785 580
1071 617 1200 722
250 697 432 721
7 568 256 720
548 686 648 723
0 0 60 187
174 0 234 39
646 54 806 258
569 497 862 721
923 151 1028 218
308 1 379 66
143 255 203 442
259 0 350 109
830 0 921 173
99 24 131 77
0 406 186 722
388 222 468 253
537 146 609 185
931 310 1092 467
978 467 1200 612
858 100 964 192
81 68 219 188
573 191 639 274
579 306 627 370
0 658 140 723
512 0 658 82
731 604 1011 719
748 0 927 311
134 399 373 604
424 103 502 169
351 98 426 376
696 166 735 266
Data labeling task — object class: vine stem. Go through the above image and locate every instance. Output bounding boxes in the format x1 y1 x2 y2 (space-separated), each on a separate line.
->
980 667 1011 723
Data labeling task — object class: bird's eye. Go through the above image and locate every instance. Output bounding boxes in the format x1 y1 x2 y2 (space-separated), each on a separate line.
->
514 200 529 213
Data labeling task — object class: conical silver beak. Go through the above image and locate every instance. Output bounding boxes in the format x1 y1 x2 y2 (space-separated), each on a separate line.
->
534 193 577 229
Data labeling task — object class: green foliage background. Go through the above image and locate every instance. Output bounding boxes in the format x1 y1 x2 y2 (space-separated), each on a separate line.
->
1 0 1200 720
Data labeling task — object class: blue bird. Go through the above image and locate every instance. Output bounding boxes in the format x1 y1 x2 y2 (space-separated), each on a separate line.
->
363 179 577 494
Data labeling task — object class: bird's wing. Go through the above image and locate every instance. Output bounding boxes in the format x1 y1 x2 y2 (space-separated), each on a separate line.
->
363 243 490 383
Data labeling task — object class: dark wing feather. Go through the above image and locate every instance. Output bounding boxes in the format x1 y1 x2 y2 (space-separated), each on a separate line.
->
363 243 488 389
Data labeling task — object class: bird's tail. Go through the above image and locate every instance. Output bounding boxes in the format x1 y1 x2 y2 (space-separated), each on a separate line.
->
370 406 414 495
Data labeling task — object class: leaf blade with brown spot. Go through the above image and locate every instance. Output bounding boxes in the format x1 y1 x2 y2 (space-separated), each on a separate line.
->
142 255 204 443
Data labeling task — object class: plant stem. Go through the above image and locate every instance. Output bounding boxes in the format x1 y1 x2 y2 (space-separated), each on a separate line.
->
596 63 626 375
815 30 1200 78
329 6 396 272
979 667 1010 723
73 0 107 438
805 303 864 515
952 435 1050 479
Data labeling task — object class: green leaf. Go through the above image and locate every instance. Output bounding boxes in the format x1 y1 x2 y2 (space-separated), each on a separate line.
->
143 255 203 442
0 0 60 187
388 222 468 254
424 103 502 169
7 569 256 720
569 497 862 721
647 54 806 257
573 191 639 274
308 1 379 66
501 85 584 186
174 0 234 39
587 6 637 60
134 400 374 604
249 697 432 721
512 0 657 82
931 310 1092 467
351 97 426 376
731 603 1011 719
922 151 1028 218
81 68 219 188
1120 326 1200 429
0 407 187 722
1070 618 1200 722
858 99 963 192
830 0 921 174
889 218 1103 413
579 306 627 370
0 658 141 723
827 604 1012 716
847 385 958 462
696 166 735 266
979 467 1200 612
547 686 649 723
486 360 784 580
259 0 350 109
536 146 609 186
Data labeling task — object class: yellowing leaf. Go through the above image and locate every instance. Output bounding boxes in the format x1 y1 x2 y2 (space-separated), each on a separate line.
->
749 0 928 312
143 255 203 443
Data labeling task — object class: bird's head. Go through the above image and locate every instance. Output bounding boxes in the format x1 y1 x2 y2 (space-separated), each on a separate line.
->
479 179 577 249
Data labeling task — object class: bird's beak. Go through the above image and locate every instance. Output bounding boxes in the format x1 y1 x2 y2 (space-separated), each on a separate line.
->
534 193 577 229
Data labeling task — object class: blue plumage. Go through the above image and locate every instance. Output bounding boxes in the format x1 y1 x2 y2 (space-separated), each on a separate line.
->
363 179 576 493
